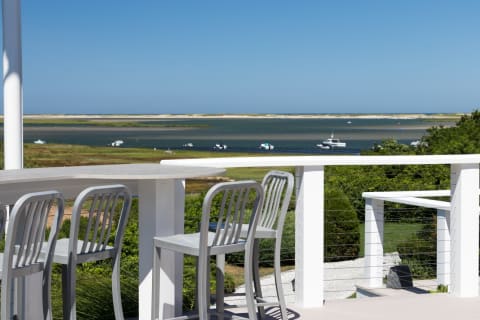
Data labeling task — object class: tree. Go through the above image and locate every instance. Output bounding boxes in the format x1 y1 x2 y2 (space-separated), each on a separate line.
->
324 187 360 262
424 110 480 154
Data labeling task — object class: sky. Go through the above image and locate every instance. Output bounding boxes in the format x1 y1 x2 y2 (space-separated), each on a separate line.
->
1 0 480 115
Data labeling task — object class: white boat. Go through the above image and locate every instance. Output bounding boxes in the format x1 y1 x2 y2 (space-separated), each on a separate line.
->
213 143 228 151
33 139 46 144
317 144 331 150
259 142 274 150
110 140 124 147
317 133 346 149
182 142 194 148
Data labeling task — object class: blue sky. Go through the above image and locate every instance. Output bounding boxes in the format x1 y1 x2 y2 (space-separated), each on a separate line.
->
2 0 480 114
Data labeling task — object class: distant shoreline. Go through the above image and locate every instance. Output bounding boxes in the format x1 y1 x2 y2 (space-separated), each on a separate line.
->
21 113 463 120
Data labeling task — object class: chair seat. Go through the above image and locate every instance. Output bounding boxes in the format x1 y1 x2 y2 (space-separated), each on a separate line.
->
154 232 247 257
210 223 277 239
47 238 115 265
239 224 277 239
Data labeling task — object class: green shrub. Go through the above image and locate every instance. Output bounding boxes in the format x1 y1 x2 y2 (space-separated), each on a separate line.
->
255 212 295 267
324 188 360 262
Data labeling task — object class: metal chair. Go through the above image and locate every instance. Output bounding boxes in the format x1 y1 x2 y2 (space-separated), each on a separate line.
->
216 170 294 320
53 184 132 320
152 180 264 320
0 190 64 320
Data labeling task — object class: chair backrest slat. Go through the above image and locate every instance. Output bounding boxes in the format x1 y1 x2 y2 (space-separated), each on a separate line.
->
71 185 132 258
89 195 104 252
201 181 264 252
259 171 294 230
99 193 117 250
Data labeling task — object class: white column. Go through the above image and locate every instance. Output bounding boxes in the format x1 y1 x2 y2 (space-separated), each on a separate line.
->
364 198 384 288
138 179 185 320
436 209 450 286
449 163 479 297
2 0 24 169
295 166 324 307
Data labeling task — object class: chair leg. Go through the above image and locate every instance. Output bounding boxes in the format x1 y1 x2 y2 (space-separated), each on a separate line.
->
274 239 288 320
112 254 125 320
245 244 258 320
43 266 54 320
216 254 225 316
61 263 76 320
1 277 12 319
252 239 265 319
197 254 209 320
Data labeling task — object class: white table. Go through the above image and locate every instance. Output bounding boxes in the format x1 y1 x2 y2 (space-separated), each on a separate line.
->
0 163 224 320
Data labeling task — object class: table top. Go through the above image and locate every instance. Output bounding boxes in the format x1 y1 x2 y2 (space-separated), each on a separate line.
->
0 163 225 184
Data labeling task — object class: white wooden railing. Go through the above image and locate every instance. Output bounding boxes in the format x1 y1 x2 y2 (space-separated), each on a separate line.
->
162 154 480 308
362 190 452 289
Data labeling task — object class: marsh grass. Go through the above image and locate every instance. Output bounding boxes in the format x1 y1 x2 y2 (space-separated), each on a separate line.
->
21 144 292 192
21 118 207 128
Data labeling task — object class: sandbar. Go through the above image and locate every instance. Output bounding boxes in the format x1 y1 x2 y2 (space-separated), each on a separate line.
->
20 113 463 121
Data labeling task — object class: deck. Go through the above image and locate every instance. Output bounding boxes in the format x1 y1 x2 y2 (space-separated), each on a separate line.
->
227 294 480 320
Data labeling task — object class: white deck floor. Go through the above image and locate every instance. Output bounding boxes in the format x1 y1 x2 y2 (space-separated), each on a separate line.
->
228 294 480 320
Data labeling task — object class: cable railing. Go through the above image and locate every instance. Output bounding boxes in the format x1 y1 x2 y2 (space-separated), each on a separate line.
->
17 154 479 319
163 154 480 310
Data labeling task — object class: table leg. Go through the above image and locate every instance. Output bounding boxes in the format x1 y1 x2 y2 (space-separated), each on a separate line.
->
138 179 185 320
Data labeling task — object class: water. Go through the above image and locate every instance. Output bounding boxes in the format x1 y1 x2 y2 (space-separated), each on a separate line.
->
19 117 454 154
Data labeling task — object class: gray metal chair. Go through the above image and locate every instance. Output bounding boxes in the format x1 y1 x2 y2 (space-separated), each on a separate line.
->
0 190 64 320
53 184 132 320
216 170 294 320
152 180 264 320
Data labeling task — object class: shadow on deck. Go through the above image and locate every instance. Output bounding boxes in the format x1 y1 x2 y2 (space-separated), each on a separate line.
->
226 294 480 320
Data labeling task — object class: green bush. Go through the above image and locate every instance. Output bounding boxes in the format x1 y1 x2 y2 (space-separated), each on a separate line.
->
324 188 360 262
254 212 295 267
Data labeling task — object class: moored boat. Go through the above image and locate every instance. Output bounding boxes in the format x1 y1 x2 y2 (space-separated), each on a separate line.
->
110 140 124 147
316 133 346 149
213 143 228 151
259 142 274 150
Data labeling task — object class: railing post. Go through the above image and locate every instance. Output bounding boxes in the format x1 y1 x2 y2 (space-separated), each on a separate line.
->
436 209 450 286
450 163 479 297
364 198 384 288
295 165 324 307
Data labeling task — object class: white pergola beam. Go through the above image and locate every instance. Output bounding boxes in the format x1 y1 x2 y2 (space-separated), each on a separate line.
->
2 0 24 169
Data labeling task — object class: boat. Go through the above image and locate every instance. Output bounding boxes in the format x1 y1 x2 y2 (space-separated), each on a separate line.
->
33 139 46 144
259 142 274 150
110 140 124 147
213 143 228 151
317 144 331 150
316 133 346 149
182 142 194 148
